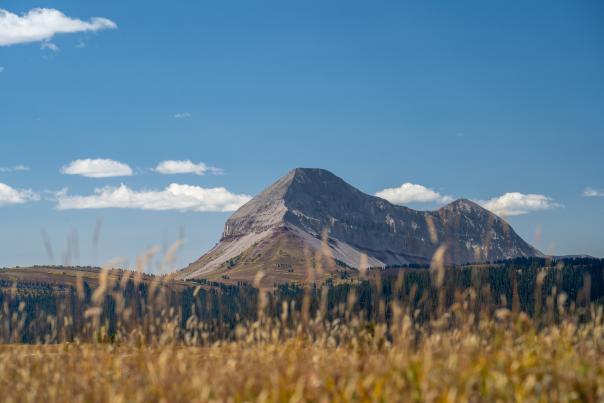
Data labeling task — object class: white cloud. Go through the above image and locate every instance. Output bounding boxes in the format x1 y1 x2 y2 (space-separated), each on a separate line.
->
0 66 4 73
155 160 223 176
41 41 59 52
583 187 604 197
56 183 251 212
0 8 116 47
479 192 560 216
61 158 133 178
0 183 39 206
0 165 29 172
375 183 453 205
173 112 191 119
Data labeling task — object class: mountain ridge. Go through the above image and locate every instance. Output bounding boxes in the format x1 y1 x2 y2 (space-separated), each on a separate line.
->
178 168 542 283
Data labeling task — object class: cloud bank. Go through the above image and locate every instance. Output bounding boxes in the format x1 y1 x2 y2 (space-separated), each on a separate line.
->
56 183 251 212
479 192 560 216
0 183 38 206
155 160 223 176
0 8 116 47
583 187 604 197
61 159 133 178
375 183 453 205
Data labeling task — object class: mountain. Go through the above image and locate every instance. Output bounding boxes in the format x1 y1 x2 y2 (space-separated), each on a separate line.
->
178 168 542 284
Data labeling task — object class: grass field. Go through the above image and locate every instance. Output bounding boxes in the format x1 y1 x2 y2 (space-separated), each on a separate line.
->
1 259 604 402
1 313 603 402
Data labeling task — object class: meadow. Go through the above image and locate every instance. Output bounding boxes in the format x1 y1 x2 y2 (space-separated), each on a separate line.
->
1 257 603 402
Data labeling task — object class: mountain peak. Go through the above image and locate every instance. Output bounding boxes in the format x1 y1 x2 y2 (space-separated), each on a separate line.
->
290 167 335 176
288 167 350 189
441 198 485 212
179 168 542 283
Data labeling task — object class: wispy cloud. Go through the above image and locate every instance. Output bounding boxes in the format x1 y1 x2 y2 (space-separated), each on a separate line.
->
0 183 39 206
40 41 59 52
479 192 560 216
0 66 4 73
583 187 604 197
61 159 133 178
0 8 116 47
56 184 251 212
155 160 223 176
375 183 453 205
0 165 29 172
173 112 192 119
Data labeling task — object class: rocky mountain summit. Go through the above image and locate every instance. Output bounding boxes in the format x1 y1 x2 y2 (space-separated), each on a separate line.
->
179 168 542 283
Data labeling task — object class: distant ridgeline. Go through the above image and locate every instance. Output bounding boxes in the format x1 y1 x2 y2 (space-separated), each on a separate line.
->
0 257 603 343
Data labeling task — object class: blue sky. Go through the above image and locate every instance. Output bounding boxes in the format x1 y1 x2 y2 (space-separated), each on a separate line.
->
1 1 603 271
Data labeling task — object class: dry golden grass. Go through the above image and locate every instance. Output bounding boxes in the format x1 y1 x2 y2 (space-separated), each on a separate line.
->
0 307 603 402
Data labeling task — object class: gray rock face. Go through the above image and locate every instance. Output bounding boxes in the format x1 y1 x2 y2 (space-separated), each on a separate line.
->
182 168 542 279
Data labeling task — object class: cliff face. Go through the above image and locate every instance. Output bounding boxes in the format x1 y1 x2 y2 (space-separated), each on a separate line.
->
179 168 541 282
